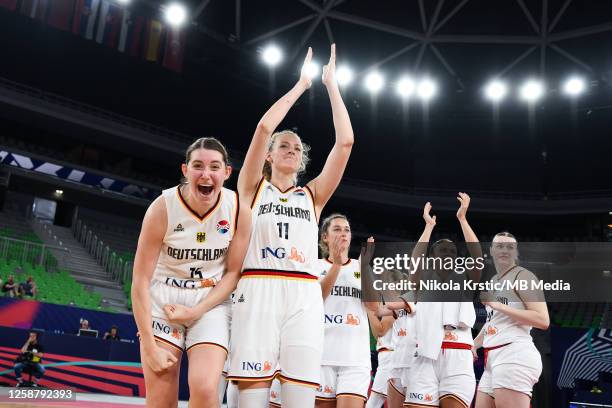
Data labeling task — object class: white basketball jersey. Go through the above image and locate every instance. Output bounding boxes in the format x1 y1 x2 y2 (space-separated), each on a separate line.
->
483 266 533 348
242 178 318 277
153 185 238 283
391 308 417 369
318 259 370 367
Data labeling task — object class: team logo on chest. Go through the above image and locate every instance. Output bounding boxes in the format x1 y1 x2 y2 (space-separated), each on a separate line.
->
279 197 288 203
354 271 361 279
196 232 206 243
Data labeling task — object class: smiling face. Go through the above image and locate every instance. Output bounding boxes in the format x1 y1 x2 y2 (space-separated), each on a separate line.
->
181 148 231 207
267 132 304 177
490 234 519 269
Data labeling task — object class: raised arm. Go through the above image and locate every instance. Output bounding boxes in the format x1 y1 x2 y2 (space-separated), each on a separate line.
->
306 44 354 217
238 49 314 201
456 192 483 282
131 197 178 373
410 202 436 287
165 201 252 324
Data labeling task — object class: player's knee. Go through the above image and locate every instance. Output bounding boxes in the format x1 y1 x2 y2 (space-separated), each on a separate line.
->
188 375 219 400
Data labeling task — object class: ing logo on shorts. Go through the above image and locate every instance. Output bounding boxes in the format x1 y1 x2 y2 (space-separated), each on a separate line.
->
323 385 334 394
271 391 278 399
171 328 182 340
397 328 407 337
241 360 272 372
409 393 433 401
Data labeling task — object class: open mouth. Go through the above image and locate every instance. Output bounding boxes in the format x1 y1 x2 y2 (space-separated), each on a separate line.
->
197 184 214 196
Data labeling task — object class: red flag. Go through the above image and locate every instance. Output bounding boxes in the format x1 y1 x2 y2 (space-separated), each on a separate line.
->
162 28 186 73
47 0 75 31
0 0 17 11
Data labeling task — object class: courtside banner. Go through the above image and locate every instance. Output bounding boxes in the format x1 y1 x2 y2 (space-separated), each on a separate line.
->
359 242 612 303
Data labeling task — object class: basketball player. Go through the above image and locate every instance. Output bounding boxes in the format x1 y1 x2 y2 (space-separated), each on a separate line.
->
384 195 481 408
314 214 371 407
385 304 415 408
365 309 395 408
474 232 549 408
228 43 354 408
131 138 250 408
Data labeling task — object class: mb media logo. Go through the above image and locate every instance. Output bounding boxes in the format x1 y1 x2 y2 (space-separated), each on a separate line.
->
174 224 184 232
196 232 206 243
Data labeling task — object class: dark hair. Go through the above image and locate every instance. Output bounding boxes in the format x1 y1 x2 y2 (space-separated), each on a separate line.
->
262 130 311 182
429 239 455 256
319 213 349 258
185 137 230 165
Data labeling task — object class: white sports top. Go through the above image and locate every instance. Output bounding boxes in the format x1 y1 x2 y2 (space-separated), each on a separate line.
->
318 259 370 367
391 308 417 369
153 185 238 285
242 178 318 278
483 266 534 348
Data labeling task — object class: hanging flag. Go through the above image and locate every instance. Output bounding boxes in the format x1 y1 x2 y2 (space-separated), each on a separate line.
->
72 0 100 40
162 28 186 73
143 19 164 63
20 0 49 20
95 0 123 48
118 11 144 56
47 0 76 31
0 0 17 11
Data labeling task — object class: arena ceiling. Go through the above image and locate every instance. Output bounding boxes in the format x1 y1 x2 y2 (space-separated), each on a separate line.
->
0 0 611 191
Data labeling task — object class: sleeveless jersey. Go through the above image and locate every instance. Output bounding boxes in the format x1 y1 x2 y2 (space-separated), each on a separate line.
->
391 308 417 369
318 259 370 367
242 178 318 277
483 266 534 348
153 185 238 283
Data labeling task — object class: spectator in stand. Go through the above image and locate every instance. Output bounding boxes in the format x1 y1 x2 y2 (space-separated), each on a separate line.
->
14 331 45 387
19 276 37 299
2 275 18 297
103 325 121 341
77 319 91 335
